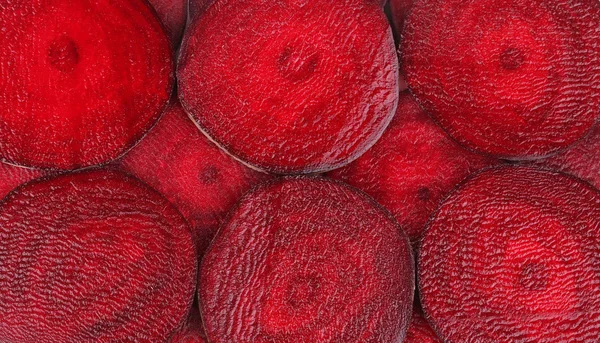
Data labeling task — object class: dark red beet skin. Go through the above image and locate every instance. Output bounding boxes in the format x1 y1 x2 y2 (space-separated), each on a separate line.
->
402 0 600 159
0 169 196 342
0 0 173 170
534 124 600 189
0 162 44 199
178 0 398 174
200 177 414 343
148 0 187 45
405 308 442 343
419 166 600 342
120 101 271 255
329 92 496 243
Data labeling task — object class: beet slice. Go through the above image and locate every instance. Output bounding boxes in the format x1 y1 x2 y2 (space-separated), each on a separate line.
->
169 304 207 343
402 0 600 159
405 307 442 343
200 177 414 342
0 169 196 342
178 0 398 174
120 101 272 255
0 0 173 170
419 166 600 342
0 162 44 199
534 125 600 189
148 0 187 45
329 92 496 244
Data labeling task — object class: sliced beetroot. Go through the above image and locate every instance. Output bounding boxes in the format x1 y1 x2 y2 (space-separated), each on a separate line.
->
169 304 207 343
148 0 187 45
178 0 398 174
0 162 44 199
0 0 173 170
534 125 600 189
200 177 414 342
329 92 496 243
0 169 196 342
405 307 442 343
402 0 600 159
120 101 271 255
419 166 600 342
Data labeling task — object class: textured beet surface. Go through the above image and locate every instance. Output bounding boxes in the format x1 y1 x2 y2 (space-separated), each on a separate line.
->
178 0 398 174
120 101 271 254
148 0 187 45
200 177 414 343
0 0 173 170
169 304 207 343
402 0 600 159
0 163 44 199
419 166 600 342
0 169 196 342
405 307 442 343
329 92 496 243
535 125 600 189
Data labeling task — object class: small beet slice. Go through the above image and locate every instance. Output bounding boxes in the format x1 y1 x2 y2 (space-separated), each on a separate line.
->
0 169 196 342
148 0 187 45
534 125 600 189
120 101 272 255
405 307 442 343
402 0 600 159
419 166 600 342
200 177 414 342
178 0 398 174
0 162 44 199
0 0 173 170
169 304 207 343
329 92 496 244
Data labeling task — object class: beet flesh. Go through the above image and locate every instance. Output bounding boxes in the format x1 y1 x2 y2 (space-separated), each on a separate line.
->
419 166 600 342
178 0 398 174
148 0 187 45
169 304 207 343
0 163 44 199
405 307 442 343
200 177 414 342
329 92 496 244
120 101 271 255
402 0 600 159
0 0 173 170
0 169 196 342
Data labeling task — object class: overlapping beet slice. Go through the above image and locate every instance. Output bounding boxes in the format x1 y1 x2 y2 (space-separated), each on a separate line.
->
0 169 196 342
148 0 187 45
0 0 173 170
329 92 496 244
120 101 271 255
200 177 414 342
0 163 44 199
419 166 600 342
534 125 600 188
402 0 600 159
405 307 442 343
178 0 398 174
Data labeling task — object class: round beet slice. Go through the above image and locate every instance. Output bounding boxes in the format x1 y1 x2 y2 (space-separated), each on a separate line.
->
0 169 196 342
200 177 414 342
329 92 497 244
419 166 600 342
534 125 600 189
148 0 187 45
405 307 442 343
0 0 174 170
120 101 272 255
402 0 600 159
178 0 398 174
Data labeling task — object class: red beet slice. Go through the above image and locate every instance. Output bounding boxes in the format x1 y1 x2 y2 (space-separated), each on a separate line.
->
402 0 600 159
0 0 174 170
169 304 207 343
419 166 600 342
534 124 600 189
329 92 496 243
0 169 196 342
200 177 414 342
148 0 187 45
178 0 398 174
0 162 44 199
120 101 271 255
405 307 442 343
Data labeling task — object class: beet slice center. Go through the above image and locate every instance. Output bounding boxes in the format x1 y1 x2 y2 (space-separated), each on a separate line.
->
178 0 397 173
0 169 196 342
200 177 414 342
0 0 173 170
419 166 600 342
402 0 600 159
